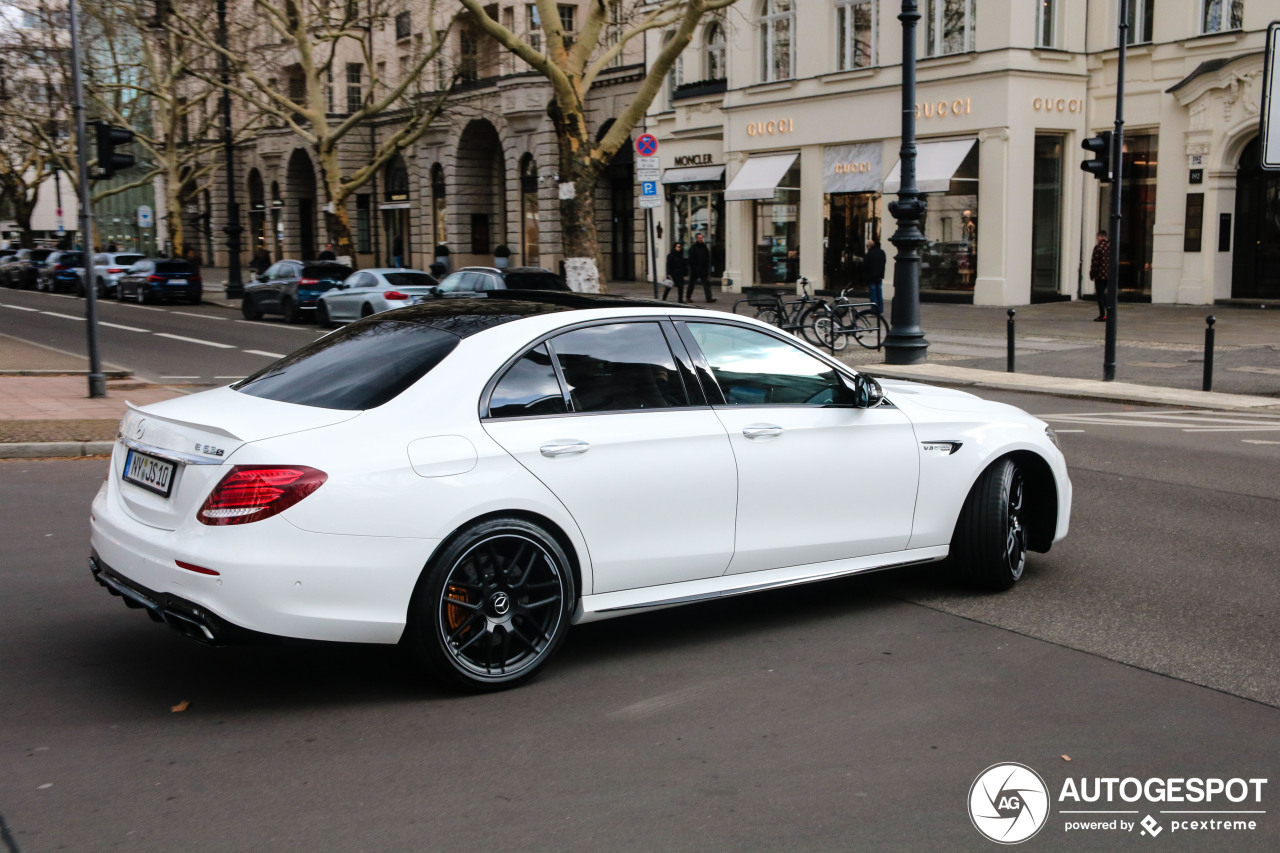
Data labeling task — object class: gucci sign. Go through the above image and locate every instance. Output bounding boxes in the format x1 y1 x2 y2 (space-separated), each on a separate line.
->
747 118 795 136
1032 97 1084 113
916 98 972 119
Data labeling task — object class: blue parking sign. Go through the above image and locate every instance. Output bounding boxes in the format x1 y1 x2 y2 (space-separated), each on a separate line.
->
641 181 658 196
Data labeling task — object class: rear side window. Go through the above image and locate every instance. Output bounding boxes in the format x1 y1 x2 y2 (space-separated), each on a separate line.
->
31 250 53 260
487 344 567 418
504 272 569 291
116 254 143 265
384 272 436 288
302 265 352 281
155 262 194 274
552 323 689 412
234 320 459 410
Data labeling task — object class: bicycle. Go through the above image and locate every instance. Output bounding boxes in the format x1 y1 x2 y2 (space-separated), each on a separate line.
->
808 288 888 352
733 277 827 345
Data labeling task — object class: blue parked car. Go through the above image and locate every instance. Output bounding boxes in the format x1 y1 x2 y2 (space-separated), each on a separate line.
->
37 251 86 294
116 258 204 304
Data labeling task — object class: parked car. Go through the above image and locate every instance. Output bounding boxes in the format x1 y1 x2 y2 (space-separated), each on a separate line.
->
2 248 55 289
428 266 569 297
0 254 22 286
89 292 1071 691
315 268 438 326
36 250 86 293
241 260 353 323
82 252 145 299
116 258 204 304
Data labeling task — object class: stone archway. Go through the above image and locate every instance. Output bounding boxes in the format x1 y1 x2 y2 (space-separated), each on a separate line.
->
286 149 317 260
1231 137 1280 300
455 120 507 263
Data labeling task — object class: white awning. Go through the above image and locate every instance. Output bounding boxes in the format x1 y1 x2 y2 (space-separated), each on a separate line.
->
661 165 725 184
724 153 799 201
882 139 977 194
379 201 412 210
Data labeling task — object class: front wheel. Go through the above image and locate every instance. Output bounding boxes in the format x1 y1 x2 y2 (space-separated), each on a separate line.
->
240 294 262 320
282 297 301 324
315 300 332 328
951 458 1027 591
754 306 783 328
407 517 575 691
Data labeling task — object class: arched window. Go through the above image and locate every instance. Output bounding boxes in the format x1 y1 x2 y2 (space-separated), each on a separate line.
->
759 0 794 82
704 21 726 81
664 32 684 103
835 0 876 70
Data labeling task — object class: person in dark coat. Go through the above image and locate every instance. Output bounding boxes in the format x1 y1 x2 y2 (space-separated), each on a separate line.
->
663 242 687 302
863 238 887 314
251 247 271 276
686 233 716 303
1090 230 1110 321
317 243 337 261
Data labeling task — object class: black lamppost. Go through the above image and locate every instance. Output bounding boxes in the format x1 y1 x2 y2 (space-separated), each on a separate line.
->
218 0 244 298
884 0 929 365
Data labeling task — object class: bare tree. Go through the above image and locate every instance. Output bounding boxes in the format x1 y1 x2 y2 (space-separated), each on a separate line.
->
165 0 458 261
458 0 736 292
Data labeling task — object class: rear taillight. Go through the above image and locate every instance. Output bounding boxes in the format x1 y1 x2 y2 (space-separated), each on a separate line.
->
191 275 202 286
382 290 409 301
107 268 125 273
299 278 320 287
148 274 164 282
197 466 327 526
53 264 67 271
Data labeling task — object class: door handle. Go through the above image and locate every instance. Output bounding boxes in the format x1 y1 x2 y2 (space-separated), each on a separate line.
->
540 440 590 457
742 424 783 439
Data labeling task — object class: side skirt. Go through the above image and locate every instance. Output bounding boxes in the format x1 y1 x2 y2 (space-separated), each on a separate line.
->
572 546 950 624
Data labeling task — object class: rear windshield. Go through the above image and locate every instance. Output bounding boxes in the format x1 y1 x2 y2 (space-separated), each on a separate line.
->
384 272 436 288
31 249 54 261
504 271 569 291
155 262 195 274
115 254 143 265
302 265 353 281
233 319 460 410
59 252 84 264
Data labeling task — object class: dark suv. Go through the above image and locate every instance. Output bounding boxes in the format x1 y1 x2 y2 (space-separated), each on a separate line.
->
116 259 204 304
2 248 55 289
432 266 569 296
242 260 353 323
37 251 86 293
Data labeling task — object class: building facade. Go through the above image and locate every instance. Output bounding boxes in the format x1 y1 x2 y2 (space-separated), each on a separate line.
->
645 0 1273 305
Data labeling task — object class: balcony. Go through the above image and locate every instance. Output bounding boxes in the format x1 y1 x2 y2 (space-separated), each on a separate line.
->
671 78 727 102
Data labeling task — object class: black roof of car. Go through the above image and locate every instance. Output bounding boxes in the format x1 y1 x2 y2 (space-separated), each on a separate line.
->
355 290 691 338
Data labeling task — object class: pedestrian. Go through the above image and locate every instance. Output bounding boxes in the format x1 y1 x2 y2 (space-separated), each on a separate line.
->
663 242 687 302
318 242 337 261
1090 229 1110 321
687 232 716 303
863 238 887 314
392 236 404 269
251 246 271 276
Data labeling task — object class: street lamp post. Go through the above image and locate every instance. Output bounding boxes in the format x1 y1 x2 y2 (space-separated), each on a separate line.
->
883 0 929 365
217 0 244 298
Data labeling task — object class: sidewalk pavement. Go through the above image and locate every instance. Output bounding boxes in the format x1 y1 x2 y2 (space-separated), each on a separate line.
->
2 274 1277 458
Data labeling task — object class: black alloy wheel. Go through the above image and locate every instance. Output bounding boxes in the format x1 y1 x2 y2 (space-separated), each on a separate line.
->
315 300 332 327
282 296 301 324
409 518 575 691
240 293 263 320
951 458 1028 591
98 278 109 299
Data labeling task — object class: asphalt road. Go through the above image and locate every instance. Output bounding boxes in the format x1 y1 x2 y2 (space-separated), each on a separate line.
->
1 391 1278 851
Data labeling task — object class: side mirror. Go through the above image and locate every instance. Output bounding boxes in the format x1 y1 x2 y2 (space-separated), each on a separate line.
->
839 372 883 408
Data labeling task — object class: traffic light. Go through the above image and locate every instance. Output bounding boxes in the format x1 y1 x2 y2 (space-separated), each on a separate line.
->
93 121 136 179
1080 131 1113 183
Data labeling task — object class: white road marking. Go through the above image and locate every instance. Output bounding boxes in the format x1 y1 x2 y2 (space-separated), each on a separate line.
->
160 376 201 379
39 311 84 321
1052 429 1086 433
1042 410 1280 433
154 333 236 349
171 311 224 320
213 376 243 380
99 321 150 332
0 303 39 312
1242 440 1280 445
243 349 285 358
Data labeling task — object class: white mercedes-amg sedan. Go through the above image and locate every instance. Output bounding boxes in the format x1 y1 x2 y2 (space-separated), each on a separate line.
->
90 292 1071 690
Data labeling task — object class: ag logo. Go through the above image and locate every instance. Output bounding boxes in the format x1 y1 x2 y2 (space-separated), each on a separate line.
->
968 763 1050 844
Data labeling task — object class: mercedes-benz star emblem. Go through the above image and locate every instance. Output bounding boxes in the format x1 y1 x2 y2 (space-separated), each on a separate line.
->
491 592 511 616
132 419 147 439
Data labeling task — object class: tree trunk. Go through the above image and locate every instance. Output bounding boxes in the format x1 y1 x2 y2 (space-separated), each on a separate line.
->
13 197 36 249
164 171 185 259
325 206 355 267
558 178 605 292
317 146 356 266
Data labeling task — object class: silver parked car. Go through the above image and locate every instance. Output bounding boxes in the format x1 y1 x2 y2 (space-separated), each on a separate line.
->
315 268 439 326
80 252 145 299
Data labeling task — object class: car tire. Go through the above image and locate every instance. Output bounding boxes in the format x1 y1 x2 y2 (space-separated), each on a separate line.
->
137 285 150 304
407 517 576 692
315 301 332 328
282 297 301 324
240 294 262 320
360 303 374 318
951 458 1028 592
97 279 109 299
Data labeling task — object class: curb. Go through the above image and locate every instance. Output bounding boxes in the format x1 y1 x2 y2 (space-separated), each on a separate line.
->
0 441 115 459
861 363 1280 412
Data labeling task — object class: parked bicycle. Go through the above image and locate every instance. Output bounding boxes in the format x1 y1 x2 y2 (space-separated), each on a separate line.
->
808 288 888 352
733 277 827 345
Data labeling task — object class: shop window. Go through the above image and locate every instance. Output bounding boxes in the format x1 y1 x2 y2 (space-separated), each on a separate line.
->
836 0 876 70
920 144 979 293
1201 0 1244 34
471 214 491 254
1124 0 1154 44
1035 0 1054 48
754 160 801 284
759 0 794 82
1099 134 1158 298
925 0 975 57
1031 135 1064 298
1184 194 1204 253
431 164 447 247
521 155 541 266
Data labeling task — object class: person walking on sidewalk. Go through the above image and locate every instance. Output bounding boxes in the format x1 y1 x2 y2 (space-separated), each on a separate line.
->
1090 230 1110 321
687 233 716 303
863 238 886 314
663 242 687 303
318 243 337 261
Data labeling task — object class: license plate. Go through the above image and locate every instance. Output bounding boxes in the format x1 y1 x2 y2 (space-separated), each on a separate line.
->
123 449 177 497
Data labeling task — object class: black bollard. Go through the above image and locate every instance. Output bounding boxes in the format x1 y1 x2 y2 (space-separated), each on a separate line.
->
1203 315 1215 392
1007 308 1016 373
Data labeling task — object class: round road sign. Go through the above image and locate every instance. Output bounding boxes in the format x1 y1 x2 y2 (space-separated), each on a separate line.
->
635 134 659 157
